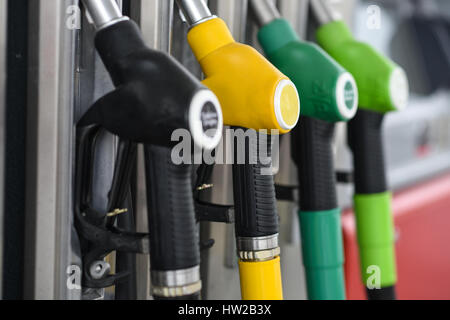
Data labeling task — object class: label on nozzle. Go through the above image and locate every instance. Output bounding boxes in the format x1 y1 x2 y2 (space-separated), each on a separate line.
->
344 81 356 110
189 90 223 151
201 102 219 138
336 72 358 120
274 79 300 131
389 67 409 111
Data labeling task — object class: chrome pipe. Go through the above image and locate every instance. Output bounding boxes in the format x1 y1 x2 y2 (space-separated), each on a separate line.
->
250 0 280 27
175 0 215 27
81 0 128 30
310 0 339 25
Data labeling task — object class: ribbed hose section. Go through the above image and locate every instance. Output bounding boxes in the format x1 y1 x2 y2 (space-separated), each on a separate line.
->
348 110 387 194
292 117 337 211
232 129 279 238
144 145 200 271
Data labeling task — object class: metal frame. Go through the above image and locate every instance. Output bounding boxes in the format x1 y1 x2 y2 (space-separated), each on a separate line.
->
24 0 78 299
0 0 8 300
279 0 309 38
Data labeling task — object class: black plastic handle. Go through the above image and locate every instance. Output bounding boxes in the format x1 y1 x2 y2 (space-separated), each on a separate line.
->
348 109 396 300
347 109 388 194
291 117 337 211
144 145 200 299
79 20 215 148
232 130 278 238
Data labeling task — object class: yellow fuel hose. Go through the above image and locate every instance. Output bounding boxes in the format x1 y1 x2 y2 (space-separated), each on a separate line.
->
239 257 283 300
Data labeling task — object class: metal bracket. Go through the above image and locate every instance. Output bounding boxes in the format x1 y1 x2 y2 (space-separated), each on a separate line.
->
75 206 150 289
275 184 298 202
195 200 235 223
336 171 354 184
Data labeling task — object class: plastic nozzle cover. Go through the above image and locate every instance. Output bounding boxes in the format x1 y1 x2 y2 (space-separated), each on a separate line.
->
316 20 409 113
78 20 223 150
258 18 358 122
187 17 300 133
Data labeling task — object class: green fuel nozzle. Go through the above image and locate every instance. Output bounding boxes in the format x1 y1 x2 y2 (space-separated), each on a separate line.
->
310 0 410 300
251 0 358 123
251 0 351 300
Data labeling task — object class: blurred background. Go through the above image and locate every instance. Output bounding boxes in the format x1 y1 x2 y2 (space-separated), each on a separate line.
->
0 0 449 299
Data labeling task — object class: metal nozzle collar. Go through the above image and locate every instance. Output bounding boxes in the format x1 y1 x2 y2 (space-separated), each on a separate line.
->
151 265 200 287
237 234 279 252
151 282 202 298
151 266 202 298
237 234 280 262
238 247 281 262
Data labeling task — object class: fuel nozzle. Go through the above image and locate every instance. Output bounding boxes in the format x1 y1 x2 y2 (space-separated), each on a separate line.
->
310 0 407 300
311 0 409 114
250 0 353 300
175 0 300 133
79 0 223 150
251 0 358 123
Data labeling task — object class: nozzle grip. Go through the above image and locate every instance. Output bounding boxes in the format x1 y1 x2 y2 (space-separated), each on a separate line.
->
292 117 337 211
354 192 397 289
348 110 387 194
145 145 200 271
232 130 278 238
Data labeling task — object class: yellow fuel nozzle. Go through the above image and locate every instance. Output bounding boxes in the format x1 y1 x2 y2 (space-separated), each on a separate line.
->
187 17 300 134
